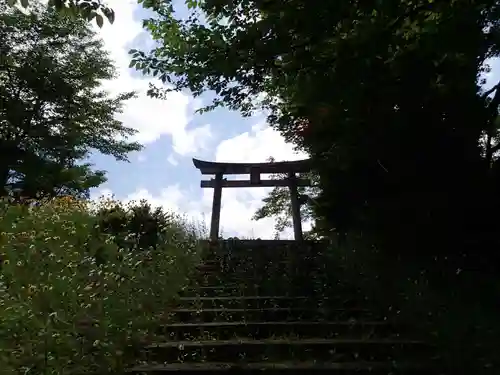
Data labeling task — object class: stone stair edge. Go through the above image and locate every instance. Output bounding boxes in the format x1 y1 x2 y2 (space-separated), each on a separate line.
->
146 337 429 348
160 320 391 327
128 360 437 372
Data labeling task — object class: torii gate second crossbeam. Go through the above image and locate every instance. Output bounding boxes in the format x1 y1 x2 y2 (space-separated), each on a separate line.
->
193 158 312 241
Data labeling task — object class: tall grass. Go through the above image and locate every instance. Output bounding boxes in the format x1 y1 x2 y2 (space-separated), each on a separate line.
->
0 196 203 374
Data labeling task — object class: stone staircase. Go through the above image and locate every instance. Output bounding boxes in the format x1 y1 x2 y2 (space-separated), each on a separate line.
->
129 240 443 373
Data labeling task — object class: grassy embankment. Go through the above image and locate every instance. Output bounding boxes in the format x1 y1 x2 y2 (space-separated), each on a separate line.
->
0 196 205 374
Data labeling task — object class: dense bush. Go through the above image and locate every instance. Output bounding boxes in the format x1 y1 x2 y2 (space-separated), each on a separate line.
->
326 235 500 375
0 196 203 374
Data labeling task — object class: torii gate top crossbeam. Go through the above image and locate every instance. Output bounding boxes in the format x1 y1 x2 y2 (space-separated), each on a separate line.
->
192 158 312 175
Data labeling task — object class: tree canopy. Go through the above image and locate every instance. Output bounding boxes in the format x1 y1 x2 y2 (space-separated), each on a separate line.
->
133 0 500 270
0 3 142 200
6 0 114 27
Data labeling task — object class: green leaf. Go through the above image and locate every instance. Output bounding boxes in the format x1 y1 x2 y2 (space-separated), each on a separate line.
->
95 14 104 28
106 9 115 24
90 9 100 21
79 6 91 20
20 0 29 8
160 74 171 84
66 5 79 19
7 0 18 6
129 60 136 69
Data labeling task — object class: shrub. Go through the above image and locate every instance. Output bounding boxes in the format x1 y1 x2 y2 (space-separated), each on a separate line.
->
328 233 500 374
0 196 202 374
93 198 203 253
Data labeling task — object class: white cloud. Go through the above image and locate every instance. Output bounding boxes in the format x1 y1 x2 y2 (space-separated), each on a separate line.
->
93 0 207 156
173 124 213 155
93 184 185 213
215 121 305 163
125 185 184 213
483 58 500 91
167 154 179 166
94 188 114 200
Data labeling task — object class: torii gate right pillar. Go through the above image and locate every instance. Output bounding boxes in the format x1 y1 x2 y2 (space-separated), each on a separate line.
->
287 172 303 241
209 173 223 241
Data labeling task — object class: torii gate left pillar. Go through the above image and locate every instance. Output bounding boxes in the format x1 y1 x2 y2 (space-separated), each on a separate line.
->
193 158 312 241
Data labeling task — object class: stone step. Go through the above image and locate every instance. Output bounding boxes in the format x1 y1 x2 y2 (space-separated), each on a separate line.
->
196 263 336 272
214 259 327 268
195 264 220 271
129 360 438 373
177 295 370 310
183 284 366 298
168 307 384 323
181 285 262 297
158 320 398 341
194 269 316 277
193 276 303 289
193 283 366 300
194 282 317 292
195 275 342 288
220 256 323 263
142 338 434 363
198 259 221 265
195 273 328 283
222 257 327 265
182 288 318 298
199 260 326 270
203 256 322 263
208 262 328 271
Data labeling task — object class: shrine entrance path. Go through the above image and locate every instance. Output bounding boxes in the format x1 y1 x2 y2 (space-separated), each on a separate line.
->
128 240 444 374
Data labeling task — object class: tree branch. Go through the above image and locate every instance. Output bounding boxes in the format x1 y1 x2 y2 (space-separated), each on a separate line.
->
482 82 500 98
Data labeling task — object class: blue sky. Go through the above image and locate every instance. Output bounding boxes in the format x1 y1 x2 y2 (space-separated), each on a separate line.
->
89 0 307 239
88 0 500 238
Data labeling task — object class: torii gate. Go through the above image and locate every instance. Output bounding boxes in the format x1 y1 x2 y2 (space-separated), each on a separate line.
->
193 158 312 241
